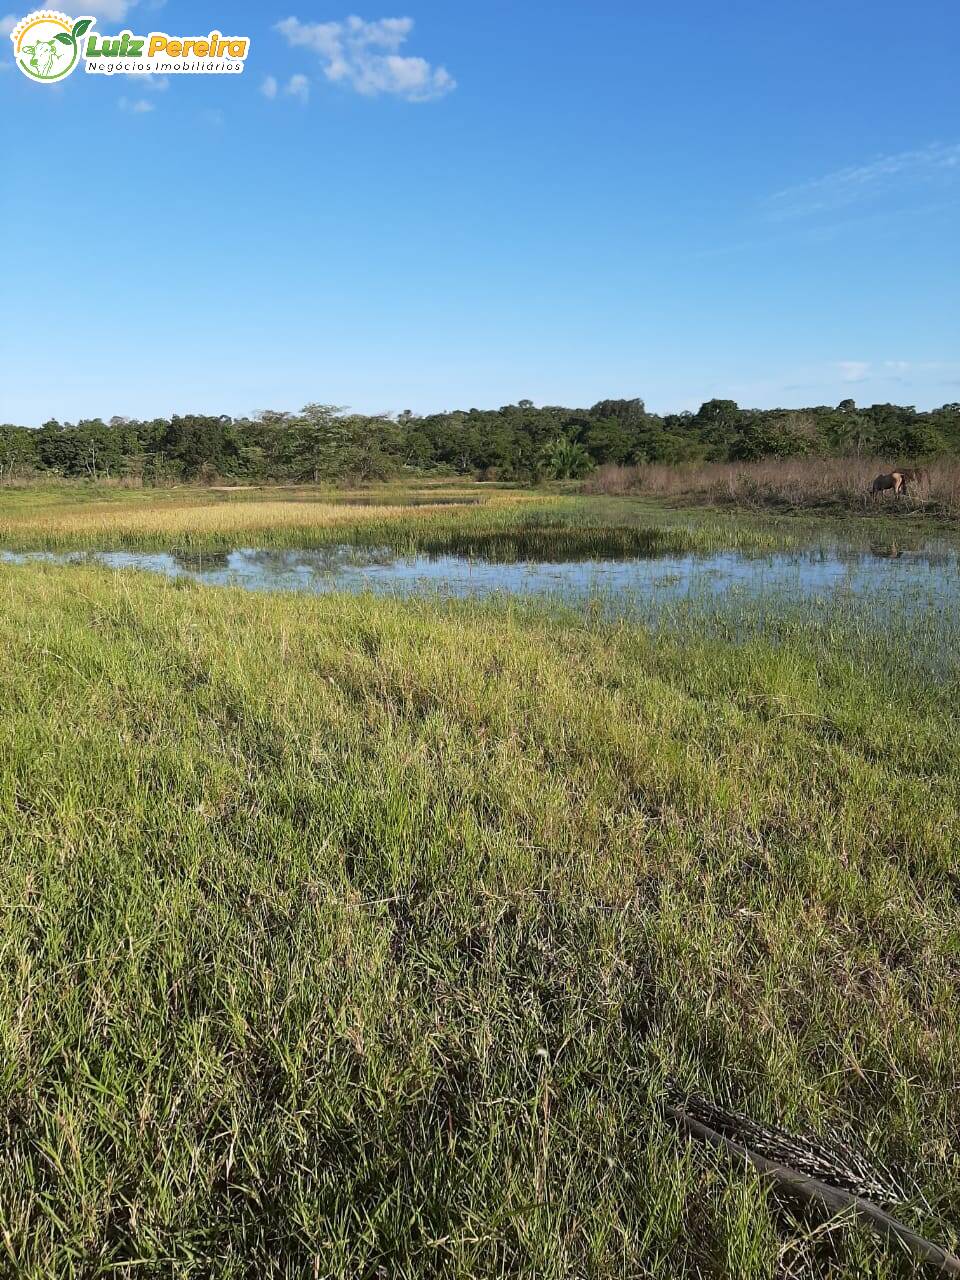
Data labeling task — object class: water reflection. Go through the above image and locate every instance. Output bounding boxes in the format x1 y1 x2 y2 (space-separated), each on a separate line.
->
168 549 233 573
307 495 484 508
869 539 901 560
3 537 960 617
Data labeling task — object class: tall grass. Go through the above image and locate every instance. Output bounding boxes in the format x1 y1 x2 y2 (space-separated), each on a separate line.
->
585 457 960 516
1 562 959 1276
0 487 795 555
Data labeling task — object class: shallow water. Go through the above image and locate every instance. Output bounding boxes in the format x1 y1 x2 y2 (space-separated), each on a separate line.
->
3 537 960 618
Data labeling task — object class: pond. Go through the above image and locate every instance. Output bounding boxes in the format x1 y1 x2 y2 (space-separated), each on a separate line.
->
3 537 960 619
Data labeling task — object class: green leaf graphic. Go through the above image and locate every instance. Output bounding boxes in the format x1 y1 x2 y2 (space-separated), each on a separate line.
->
72 18 93 38
55 32 73 45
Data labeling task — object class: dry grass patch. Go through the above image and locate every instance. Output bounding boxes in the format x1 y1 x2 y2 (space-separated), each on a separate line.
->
585 457 960 518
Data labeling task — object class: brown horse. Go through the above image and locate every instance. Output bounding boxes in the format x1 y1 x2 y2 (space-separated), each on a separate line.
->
871 467 927 497
871 471 905 496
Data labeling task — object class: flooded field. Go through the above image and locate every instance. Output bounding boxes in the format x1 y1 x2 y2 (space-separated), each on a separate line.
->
4 492 960 1279
3 532 959 617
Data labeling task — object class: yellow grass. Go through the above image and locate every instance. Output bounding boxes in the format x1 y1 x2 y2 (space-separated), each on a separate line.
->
0 485 557 552
0 497 479 550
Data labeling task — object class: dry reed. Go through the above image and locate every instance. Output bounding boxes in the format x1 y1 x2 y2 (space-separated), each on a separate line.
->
584 457 960 515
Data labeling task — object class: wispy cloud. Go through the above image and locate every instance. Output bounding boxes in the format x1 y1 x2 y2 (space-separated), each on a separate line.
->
1 0 166 33
769 142 960 218
85 0 138 17
129 72 169 92
118 96 155 114
286 73 310 104
275 15 456 101
68 0 166 18
783 359 960 397
261 73 310 104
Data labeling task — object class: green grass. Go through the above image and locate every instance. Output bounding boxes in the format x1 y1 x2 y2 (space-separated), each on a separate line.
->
2 555 959 1277
0 484 802 557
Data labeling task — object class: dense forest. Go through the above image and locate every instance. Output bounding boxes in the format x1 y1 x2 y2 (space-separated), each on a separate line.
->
2 397 959 485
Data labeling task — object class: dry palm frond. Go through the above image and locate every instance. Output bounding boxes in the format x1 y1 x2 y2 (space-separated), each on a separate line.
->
666 1086 905 1205
665 1086 960 1277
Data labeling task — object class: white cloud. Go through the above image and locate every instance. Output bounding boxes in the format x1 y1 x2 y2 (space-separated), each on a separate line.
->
118 96 154 113
85 0 138 17
129 73 169 92
3 2 161 30
262 72 312 106
769 142 960 218
837 361 870 383
275 15 456 101
45 0 164 17
285 72 310 104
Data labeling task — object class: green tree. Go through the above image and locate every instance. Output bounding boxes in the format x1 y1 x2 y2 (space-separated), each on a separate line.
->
0 425 37 481
539 435 594 480
695 399 742 459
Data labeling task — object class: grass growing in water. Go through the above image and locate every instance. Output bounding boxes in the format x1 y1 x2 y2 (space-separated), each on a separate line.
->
1 561 959 1277
0 485 798 556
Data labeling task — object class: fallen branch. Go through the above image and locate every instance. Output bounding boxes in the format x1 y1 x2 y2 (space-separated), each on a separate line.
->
667 1102 960 1277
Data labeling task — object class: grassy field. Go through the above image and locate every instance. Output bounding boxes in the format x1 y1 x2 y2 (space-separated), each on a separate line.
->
0 482 803 559
1 488 959 1277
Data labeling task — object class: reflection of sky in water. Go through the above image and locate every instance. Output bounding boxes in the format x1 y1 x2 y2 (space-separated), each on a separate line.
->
3 542 960 622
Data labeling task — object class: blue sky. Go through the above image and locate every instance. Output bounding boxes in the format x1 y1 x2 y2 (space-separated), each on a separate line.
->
2 0 958 425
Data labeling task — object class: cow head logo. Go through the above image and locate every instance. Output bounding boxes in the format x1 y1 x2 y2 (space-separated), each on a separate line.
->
10 11 94 82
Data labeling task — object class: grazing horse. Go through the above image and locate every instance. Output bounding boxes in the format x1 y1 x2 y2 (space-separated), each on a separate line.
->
871 472 905 497
871 467 926 498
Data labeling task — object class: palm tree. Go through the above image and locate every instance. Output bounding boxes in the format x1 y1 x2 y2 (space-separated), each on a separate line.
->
540 435 593 480
851 417 876 457
826 417 855 455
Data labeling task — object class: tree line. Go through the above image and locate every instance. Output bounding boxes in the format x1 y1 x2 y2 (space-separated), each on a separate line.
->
1 397 958 485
